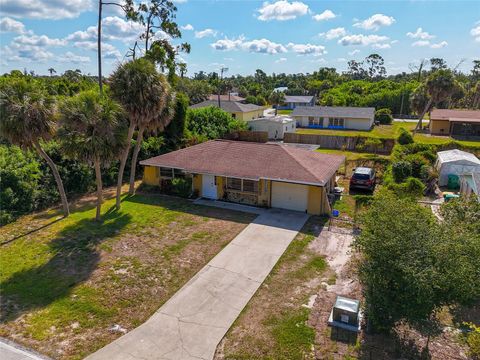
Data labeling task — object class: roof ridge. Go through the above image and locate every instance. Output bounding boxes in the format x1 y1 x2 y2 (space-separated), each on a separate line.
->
280 145 324 183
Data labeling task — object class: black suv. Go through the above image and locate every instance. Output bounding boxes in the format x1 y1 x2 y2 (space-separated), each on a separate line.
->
349 167 376 192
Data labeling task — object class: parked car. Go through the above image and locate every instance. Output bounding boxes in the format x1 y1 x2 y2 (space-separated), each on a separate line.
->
350 167 376 192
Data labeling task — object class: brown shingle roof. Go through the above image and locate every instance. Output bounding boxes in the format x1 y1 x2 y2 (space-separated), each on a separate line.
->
140 140 344 186
430 109 480 121
190 100 264 113
208 94 246 102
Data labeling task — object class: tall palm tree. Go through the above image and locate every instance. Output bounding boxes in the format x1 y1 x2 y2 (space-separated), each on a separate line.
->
128 88 174 195
48 68 56 77
0 78 70 217
110 58 171 204
413 69 457 134
268 91 286 116
58 90 127 221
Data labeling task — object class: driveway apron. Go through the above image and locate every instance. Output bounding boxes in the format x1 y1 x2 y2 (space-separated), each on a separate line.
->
86 208 309 360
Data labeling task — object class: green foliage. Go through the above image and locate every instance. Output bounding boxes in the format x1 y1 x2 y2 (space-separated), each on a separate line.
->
186 106 247 140
175 77 212 105
0 145 41 224
171 177 192 198
163 92 189 149
397 128 414 145
356 192 480 333
392 160 412 182
388 177 426 198
464 323 480 359
375 108 393 124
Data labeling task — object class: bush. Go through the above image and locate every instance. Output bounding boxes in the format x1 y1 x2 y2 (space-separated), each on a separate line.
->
397 128 414 145
392 160 412 182
375 108 393 124
404 153 430 178
388 177 425 199
171 177 193 198
465 323 480 359
186 106 247 140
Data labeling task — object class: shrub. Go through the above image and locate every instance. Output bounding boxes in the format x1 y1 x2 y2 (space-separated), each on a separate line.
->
388 177 425 199
397 128 414 145
186 106 247 140
405 153 430 178
375 108 393 125
392 161 412 182
465 323 480 359
171 177 193 198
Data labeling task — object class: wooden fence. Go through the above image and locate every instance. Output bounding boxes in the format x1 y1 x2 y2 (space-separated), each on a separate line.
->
283 133 395 154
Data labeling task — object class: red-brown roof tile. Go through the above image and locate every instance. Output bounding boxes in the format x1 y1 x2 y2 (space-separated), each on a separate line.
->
430 109 480 121
140 140 345 186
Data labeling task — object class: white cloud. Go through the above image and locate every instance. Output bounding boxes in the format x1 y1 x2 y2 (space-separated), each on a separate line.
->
194 28 217 38
257 1 309 21
471 24 480 42
287 42 326 55
348 49 360 56
319 27 346 40
14 34 66 47
372 43 391 49
211 36 287 54
181 24 194 31
72 41 121 59
312 9 336 21
338 34 389 47
412 40 448 48
275 57 287 63
406 27 435 40
337 57 346 62
3 43 53 62
57 51 90 63
1 0 93 20
0 17 27 34
353 14 395 31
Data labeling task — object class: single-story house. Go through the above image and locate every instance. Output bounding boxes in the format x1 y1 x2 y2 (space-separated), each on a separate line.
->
208 94 246 102
140 140 344 215
246 116 296 140
435 149 480 186
429 109 480 136
292 106 375 131
459 172 480 201
279 95 315 110
190 100 264 121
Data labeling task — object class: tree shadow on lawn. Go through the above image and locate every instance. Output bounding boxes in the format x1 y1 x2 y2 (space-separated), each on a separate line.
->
0 211 131 323
125 193 255 225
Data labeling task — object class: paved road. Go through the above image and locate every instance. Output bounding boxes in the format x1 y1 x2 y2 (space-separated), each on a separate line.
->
0 339 50 360
86 209 309 360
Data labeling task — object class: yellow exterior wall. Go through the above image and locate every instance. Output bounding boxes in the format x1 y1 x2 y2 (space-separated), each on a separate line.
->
143 166 159 186
192 174 202 196
258 179 271 207
216 176 225 199
430 119 450 135
234 109 265 121
307 185 331 215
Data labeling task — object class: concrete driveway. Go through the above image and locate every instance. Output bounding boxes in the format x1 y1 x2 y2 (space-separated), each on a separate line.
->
86 208 308 360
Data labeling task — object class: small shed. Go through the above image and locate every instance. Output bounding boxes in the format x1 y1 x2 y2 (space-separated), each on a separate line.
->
246 116 296 140
328 296 362 332
435 149 480 186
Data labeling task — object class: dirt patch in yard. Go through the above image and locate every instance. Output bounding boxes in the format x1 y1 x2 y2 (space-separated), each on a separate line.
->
0 189 255 359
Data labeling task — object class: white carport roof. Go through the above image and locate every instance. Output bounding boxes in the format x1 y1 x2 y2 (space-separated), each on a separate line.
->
436 149 480 166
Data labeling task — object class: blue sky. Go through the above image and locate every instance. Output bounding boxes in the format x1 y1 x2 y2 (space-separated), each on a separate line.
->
0 0 479 76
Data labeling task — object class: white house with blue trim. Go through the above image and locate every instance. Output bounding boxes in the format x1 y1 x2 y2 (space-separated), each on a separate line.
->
291 106 375 130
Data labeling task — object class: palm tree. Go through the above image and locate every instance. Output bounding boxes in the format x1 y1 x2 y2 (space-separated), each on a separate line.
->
178 62 187 78
110 58 171 203
413 69 457 134
58 90 127 221
268 91 286 116
0 78 70 217
48 68 56 77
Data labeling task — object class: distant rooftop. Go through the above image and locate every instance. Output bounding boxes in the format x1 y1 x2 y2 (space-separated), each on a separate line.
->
246 116 294 124
431 109 480 121
284 95 314 103
291 106 375 119
190 100 264 113
208 94 245 102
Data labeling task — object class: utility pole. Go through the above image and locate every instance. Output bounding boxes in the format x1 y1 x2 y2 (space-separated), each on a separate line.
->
217 67 228 108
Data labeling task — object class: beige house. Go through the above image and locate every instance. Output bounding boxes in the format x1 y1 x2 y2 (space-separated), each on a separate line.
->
429 109 480 136
292 106 375 130
140 140 344 215
190 100 265 121
246 116 296 140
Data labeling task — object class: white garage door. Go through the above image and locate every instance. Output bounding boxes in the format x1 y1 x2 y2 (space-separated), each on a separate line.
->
271 182 308 212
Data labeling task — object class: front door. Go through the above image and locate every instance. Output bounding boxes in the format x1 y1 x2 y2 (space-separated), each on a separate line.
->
202 175 218 199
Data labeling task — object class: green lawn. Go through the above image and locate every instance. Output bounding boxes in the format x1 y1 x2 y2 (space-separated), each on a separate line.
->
277 109 293 115
297 121 480 148
0 191 254 359
316 148 389 161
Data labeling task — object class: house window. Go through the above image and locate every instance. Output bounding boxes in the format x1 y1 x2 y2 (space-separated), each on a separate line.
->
227 177 242 191
329 118 344 127
308 116 314 126
160 167 173 178
242 179 258 193
231 113 236 119
173 168 186 178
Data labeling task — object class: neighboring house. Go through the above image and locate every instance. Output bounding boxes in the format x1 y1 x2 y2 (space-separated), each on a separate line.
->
140 140 344 215
273 86 288 93
435 149 480 186
280 95 315 110
208 94 246 102
246 116 296 140
429 109 480 136
459 172 480 201
292 106 375 131
190 100 264 121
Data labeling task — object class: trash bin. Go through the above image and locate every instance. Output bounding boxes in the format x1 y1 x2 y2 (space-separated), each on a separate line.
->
447 174 460 190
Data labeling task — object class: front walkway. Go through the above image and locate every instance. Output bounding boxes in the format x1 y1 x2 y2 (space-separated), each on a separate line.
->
86 207 309 360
